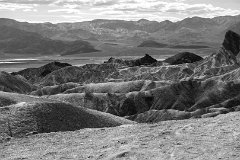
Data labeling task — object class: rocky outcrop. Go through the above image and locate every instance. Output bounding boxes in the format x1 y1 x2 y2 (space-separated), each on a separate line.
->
105 54 158 67
132 54 158 66
164 52 203 65
222 30 240 56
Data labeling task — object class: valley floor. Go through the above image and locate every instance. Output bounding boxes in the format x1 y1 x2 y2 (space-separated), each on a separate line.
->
0 45 216 72
1 112 240 160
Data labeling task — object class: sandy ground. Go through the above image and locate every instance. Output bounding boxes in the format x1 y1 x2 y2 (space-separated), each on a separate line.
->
1 112 240 160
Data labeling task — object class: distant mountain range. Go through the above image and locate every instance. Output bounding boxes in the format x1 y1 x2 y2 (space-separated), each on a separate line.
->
0 15 240 57
0 25 98 56
0 15 240 45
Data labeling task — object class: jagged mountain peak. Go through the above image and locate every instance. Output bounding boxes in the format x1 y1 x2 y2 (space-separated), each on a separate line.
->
222 30 240 56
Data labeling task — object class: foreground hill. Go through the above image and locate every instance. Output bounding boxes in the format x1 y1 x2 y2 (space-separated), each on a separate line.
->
0 26 98 56
0 92 133 138
1 112 240 159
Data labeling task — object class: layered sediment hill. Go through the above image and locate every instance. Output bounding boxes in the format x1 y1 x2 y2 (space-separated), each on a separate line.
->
0 92 133 138
26 30 240 124
12 61 72 84
1 30 240 140
0 71 33 93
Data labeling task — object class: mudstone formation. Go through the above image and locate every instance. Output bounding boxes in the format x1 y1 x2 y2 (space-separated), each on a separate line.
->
1 30 240 139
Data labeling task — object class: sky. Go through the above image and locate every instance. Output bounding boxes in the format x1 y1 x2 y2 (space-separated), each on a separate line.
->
0 0 240 23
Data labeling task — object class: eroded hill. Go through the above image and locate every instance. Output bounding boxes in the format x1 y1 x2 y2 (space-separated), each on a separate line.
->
1 29 240 159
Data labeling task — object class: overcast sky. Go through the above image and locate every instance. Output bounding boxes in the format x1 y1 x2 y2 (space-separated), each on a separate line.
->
0 0 240 23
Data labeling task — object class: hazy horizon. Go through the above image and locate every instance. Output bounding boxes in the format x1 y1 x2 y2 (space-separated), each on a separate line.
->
2 14 240 24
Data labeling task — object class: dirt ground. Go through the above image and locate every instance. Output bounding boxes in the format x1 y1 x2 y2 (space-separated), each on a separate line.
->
1 112 240 160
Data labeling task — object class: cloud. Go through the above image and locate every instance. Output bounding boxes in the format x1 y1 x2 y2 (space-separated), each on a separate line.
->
51 0 119 7
0 2 38 11
161 2 240 17
0 0 54 5
1 0 240 22
47 0 240 19
48 8 80 14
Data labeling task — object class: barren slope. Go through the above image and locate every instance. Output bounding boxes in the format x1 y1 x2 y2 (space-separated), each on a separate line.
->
1 112 240 159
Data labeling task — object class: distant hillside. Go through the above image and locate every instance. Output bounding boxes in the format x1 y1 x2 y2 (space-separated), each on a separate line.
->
138 40 168 48
1 15 240 44
138 40 209 49
0 26 98 55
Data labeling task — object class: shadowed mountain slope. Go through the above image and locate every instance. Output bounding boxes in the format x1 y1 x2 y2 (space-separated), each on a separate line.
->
222 30 240 56
0 26 98 56
164 52 203 65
